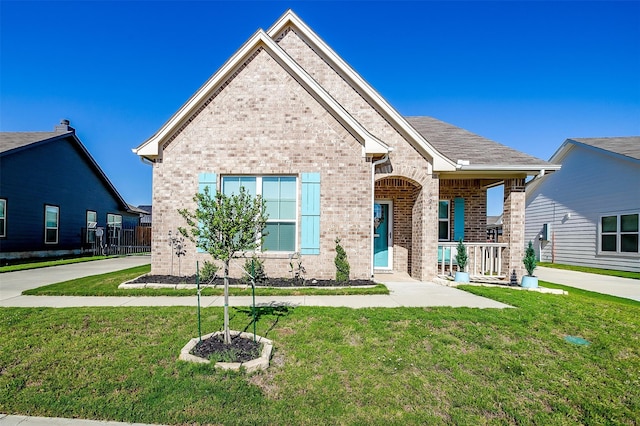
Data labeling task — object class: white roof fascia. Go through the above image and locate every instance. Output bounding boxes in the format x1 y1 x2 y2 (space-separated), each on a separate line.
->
267 10 457 171
134 28 389 159
456 164 561 173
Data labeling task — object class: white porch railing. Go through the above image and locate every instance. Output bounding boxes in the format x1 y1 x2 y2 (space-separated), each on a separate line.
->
438 242 508 278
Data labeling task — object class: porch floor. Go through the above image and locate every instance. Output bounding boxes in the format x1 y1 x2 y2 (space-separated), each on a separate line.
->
373 271 418 283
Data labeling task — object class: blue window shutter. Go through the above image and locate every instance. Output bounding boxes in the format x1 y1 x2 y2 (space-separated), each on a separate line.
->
197 173 217 253
301 173 320 255
199 173 217 196
454 197 465 241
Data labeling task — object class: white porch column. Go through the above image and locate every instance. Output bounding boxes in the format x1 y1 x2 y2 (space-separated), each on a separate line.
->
502 178 526 279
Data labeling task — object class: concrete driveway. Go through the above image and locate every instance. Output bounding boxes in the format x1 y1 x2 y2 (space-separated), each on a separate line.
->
0 256 151 302
536 266 639 302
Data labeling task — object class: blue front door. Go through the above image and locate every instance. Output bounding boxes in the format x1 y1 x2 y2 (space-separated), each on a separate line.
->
374 202 391 268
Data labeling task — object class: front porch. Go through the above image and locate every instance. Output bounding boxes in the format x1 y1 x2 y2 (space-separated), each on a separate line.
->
374 175 527 282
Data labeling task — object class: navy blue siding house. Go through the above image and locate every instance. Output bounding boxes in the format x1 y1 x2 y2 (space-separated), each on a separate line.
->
0 120 145 262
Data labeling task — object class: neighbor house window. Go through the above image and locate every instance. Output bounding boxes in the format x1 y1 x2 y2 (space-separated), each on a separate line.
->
86 210 97 243
107 214 122 246
222 175 297 252
600 213 639 254
0 199 6 238
44 205 59 244
439 200 450 241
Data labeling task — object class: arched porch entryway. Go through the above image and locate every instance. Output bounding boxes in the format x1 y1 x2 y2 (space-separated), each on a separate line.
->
374 176 422 277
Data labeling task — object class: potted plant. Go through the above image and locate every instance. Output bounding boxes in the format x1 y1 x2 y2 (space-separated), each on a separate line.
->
521 240 538 288
454 239 470 283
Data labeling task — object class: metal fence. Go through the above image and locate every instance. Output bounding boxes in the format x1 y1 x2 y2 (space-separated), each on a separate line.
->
82 224 151 256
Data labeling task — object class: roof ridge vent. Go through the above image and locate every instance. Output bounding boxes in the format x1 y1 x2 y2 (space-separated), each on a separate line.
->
54 119 74 133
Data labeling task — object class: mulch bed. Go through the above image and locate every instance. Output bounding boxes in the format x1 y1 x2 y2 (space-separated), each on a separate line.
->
129 274 375 287
190 333 261 363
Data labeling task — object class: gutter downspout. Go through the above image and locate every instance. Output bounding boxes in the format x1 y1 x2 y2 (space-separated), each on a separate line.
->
371 151 392 277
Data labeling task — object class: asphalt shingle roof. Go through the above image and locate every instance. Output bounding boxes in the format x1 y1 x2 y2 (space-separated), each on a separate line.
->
569 137 640 161
405 116 556 168
0 131 71 154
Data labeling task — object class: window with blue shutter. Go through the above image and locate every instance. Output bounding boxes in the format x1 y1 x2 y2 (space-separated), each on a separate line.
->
301 172 320 255
197 173 217 252
453 197 465 241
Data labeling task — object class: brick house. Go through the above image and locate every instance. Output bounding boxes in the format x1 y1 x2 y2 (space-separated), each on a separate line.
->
134 10 558 281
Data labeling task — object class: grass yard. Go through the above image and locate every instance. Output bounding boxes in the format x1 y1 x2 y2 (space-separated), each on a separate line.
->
1 284 638 424
538 262 640 280
21 265 389 297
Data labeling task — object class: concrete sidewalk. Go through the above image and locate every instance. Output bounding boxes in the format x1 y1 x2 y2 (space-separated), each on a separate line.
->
536 266 639 302
0 414 165 426
0 280 510 309
0 256 510 309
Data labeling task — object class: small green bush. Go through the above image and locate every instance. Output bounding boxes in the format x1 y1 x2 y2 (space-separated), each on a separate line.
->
242 255 267 286
523 241 537 276
335 237 350 283
199 260 219 283
455 239 468 272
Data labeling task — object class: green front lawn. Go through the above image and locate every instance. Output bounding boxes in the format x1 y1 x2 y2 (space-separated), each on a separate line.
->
538 262 640 280
1 283 638 424
22 265 389 297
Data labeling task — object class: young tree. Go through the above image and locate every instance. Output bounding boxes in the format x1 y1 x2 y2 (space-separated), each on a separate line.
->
178 186 267 344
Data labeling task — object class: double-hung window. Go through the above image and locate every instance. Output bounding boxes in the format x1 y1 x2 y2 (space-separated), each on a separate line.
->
438 200 450 241
87 210 97 243
222 175 297 252
0 199 6 238
600 213 639 254
45 205 59 244
107 214 122 246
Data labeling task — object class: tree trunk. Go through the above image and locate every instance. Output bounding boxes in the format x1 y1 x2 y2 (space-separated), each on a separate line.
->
223 260 231 344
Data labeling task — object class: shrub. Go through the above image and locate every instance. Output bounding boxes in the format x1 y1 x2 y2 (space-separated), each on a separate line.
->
523 240 537 276
335 237 350 283
242 255 267 286
455 239 468 272
199 260 219 284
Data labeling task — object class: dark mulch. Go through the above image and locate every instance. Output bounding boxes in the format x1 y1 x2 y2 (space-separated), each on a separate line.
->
129 274 375 287
191 333 261 363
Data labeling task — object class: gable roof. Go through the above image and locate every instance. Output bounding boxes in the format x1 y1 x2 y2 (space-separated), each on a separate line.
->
0 131 73 154
134 10 554 177
134 25 391 161
406 116 559 174
134 10 458 171
0 125 134 213
555 137 640 162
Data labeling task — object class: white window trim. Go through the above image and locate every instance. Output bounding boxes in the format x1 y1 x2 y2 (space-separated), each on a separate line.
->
221 175 298 253
598 212 640 256
439 199 450 242
44 205 59 245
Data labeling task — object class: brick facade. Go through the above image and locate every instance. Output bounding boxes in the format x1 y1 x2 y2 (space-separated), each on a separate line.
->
151 49 373 280
502 178 526 277
143 18 530 284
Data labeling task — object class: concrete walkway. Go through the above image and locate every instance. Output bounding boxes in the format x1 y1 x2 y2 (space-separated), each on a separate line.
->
0 256 151 301
536 266 639 302
0 257 509 309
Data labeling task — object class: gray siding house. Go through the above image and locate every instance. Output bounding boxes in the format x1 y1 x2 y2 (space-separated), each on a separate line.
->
525 137 640 272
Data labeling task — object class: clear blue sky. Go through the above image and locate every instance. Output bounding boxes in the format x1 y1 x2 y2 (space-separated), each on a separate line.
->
2 1 639 214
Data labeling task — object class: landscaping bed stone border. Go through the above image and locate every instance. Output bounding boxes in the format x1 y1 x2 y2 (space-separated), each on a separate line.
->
179 330 273 373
